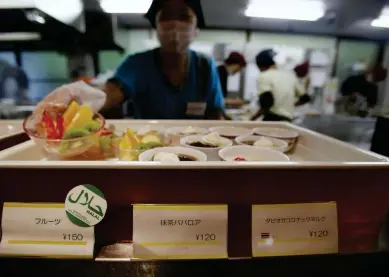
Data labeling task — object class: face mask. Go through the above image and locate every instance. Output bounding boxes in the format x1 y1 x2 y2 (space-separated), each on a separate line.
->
157 21 196 53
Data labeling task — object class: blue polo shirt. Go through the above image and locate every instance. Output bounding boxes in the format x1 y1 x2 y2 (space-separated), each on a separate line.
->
114 48 224 119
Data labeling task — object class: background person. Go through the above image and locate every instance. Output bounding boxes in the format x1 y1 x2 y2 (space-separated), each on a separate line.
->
341 62 386 117
294 60 310 95
250 49 309 121
217 52 246 120
217 52 247 98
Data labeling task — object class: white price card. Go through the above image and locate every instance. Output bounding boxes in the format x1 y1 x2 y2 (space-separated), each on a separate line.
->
252 202 338 257
133 204 228 260
0 203 94 259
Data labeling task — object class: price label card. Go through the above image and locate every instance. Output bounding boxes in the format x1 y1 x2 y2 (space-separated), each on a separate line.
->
0 203 94 259
133 204 228 260
252 202 338 257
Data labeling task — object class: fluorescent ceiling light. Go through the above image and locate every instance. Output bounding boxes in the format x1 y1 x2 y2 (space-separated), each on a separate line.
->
0 32 41 41
34 0 83 24
0 0 83 24
100 0 152 14
245 0 325 21
371 7 389 28
0 0 34 9
371 18 389 28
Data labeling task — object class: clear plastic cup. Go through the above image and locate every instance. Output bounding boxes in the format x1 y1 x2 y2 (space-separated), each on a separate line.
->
23 113 105 160
111 137 144 161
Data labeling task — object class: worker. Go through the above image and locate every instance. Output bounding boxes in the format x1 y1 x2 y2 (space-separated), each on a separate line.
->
105 0 225 119
341 62 386 117
294 60 311 96
250 49 309 121
217 52 247 98
35 0 224 120
216 52 246 120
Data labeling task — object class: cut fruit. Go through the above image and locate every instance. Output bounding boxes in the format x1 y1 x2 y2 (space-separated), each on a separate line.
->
141 134 161 144
119 135 132 150
63 101 80 129
126 128 140 145
66 105 93 131
63 128 91 139
59 140 86 154
100 135 112 152
82 120 101 132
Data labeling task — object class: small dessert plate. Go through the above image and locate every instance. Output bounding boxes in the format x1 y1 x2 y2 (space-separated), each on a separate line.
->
209 126 253 139
180 134 233 161
219 145 290 162
139 147 207 162
235 135 288 153
253 127 299 152
166 126 209 145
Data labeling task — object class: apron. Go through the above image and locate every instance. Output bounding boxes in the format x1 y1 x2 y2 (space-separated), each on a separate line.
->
184 53 212 120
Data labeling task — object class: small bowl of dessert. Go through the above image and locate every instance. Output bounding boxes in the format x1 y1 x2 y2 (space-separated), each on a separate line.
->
219 145 290 162
180 132 233 161
253 127 299 152
209 126 253 139
139 147 207 162
235 135 288 153
165 126 209 145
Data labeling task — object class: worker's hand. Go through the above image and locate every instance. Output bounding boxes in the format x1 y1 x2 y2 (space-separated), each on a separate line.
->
34 81 106 123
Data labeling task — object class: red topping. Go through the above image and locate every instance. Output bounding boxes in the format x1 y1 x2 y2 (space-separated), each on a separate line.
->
42 111 59 139
56 115 64 138
41 111 66 139
100 128 113 137
234 157 246 161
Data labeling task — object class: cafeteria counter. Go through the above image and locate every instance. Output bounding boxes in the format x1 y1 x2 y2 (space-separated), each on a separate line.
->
295 114 376 151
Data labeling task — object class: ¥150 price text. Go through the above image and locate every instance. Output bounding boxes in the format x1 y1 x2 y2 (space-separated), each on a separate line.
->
309 230 329 238
196 234 216 241
63 234 84 241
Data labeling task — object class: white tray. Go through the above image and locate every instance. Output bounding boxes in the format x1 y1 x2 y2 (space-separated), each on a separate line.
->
0 120 23 141
0 120 387 169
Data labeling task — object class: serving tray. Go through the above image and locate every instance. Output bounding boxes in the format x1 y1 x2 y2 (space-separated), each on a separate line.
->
0 120 23 141
0 120 386 169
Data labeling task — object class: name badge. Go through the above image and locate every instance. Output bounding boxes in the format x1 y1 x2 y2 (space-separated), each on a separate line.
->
133 204 228 260
252 202 338 257
186 102 206 117
0 203 94 259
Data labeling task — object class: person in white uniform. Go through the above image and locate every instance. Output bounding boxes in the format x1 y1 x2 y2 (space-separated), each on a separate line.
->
250 49 309 121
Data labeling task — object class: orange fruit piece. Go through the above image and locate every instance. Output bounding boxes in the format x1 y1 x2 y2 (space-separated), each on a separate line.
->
66 104 93 131
63 101 80 129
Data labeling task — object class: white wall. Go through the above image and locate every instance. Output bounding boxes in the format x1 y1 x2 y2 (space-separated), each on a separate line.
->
251 33 336 49
98 29 380 102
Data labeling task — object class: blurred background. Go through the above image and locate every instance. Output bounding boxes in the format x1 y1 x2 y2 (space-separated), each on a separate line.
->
2 0 389 150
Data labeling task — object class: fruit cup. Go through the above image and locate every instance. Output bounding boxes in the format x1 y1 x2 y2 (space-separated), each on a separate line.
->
111 136 144 161
23 112 105 160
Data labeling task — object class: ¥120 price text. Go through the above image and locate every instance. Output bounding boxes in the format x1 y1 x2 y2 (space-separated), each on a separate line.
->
196 234 216 241
63 234 84 241
309 230 329 238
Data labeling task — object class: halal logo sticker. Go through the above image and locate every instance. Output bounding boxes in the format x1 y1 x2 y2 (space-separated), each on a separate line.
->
65 184 107 227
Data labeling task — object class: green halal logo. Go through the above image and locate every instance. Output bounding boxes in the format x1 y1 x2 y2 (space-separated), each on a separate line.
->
65 184 107 227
